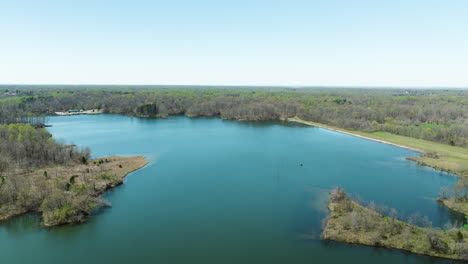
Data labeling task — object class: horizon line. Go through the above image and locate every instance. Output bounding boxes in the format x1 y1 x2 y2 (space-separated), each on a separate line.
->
1 83 467 90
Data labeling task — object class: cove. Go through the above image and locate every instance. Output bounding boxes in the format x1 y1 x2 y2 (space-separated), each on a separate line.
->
0 114 464 264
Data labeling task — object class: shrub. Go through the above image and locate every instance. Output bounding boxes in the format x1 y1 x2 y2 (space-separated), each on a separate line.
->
80 156 88 164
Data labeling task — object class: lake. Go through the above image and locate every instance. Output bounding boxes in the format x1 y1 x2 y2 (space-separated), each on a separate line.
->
0 115 464 263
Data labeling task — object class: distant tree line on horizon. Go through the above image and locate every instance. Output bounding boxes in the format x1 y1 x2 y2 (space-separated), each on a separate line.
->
1 86 467 147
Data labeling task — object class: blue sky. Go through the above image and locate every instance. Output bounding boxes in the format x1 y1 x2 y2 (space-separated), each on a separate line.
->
1 0 467 87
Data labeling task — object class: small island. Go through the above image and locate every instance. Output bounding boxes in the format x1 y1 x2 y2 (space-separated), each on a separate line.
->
322 188 468 260
0 156 148 227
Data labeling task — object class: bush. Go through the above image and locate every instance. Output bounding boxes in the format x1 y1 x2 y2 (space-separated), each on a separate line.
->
426 229 451 254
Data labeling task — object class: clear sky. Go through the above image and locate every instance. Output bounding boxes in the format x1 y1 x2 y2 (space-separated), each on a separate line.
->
1 0 467 87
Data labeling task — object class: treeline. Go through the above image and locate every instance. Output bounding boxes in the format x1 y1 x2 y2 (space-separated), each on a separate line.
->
1 86 467 146
0 101 46 125
0 123 90 176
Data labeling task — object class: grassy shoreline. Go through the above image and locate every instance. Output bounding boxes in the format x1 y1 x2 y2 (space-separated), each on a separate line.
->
439 199 468 215
288 117 423 153
288 117 468 215
322 188 468 260
288 117 468 178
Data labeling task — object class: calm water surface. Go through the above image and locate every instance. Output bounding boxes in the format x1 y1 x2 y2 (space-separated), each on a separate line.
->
0 115 464 264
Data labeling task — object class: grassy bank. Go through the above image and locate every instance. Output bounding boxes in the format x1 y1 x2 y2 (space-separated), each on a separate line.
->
0 156 148 227
439 199 468 215
289 117 468 178
322 188 468 260
289 117 468 215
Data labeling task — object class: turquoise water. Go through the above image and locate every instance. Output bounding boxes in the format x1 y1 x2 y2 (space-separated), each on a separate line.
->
0 115 464 263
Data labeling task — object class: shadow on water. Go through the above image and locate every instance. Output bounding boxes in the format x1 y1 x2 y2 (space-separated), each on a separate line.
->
0 213 42 235
133 114 311 128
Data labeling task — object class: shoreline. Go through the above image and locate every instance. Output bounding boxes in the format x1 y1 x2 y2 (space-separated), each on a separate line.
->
322 188 468 261
0 156 148 227
287 117 422 153
438 198 468 215
288 117 468 216
54 109 103 116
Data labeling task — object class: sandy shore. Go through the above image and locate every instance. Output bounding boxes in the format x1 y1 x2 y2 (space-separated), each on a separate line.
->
288 118 423 153
54 109 103 116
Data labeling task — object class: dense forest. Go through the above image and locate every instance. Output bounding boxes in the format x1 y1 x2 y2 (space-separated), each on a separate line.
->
1 85 467 147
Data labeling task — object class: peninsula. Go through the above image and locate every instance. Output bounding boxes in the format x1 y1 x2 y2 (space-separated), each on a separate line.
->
322 188 468 260
0 156 148 227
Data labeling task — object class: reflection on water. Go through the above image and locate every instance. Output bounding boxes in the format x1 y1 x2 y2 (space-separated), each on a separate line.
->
2 213 42 235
